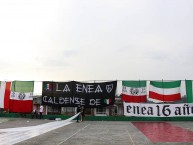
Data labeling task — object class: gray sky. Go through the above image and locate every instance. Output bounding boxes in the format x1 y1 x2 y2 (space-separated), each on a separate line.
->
0 0 193 82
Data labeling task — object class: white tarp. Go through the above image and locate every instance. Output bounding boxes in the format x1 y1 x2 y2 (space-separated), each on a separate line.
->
0 113 80 145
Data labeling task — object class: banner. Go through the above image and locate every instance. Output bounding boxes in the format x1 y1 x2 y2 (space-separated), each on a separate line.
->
42 81 117 107
149 80 181 102
124 102 193 117
185 80 193 103
9 81 34 113
0 81 11 110
122 80 147 102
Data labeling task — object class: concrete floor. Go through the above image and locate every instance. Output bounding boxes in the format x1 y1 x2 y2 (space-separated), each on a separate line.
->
1 117 193 145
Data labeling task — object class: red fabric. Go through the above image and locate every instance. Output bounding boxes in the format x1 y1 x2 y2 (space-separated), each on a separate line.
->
149 91 181 101
122 94 147 102
9 100 33 113
4 82 11 111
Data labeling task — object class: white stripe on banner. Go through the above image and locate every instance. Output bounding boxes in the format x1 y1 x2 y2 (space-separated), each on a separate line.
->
122 86 146 96
9 92 33 100
0 113 80 145
149 85 180 95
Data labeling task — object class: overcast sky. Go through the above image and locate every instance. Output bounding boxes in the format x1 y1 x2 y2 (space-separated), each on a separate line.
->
0 0 193 83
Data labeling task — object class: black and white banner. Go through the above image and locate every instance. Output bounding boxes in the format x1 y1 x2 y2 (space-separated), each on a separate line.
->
124 102 193 117
42 81 117 107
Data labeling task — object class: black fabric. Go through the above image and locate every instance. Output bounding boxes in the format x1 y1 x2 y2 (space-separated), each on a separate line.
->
42 81 117 108
77 106 81 113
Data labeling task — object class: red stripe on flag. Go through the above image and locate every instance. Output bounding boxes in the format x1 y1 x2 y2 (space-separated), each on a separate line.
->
4 82 11 111
9 100 33 113
149 91 181 101
122 94 147 102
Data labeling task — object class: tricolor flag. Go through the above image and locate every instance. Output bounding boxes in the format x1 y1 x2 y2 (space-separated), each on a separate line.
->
122 81 147 102
44 82 53 92
185 80 193 103
104 98 112 105
0 81 11 111
9 81 34 113
149 80 181 102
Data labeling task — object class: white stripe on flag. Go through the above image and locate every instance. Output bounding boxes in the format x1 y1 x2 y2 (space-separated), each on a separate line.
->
122 86 146 96
0 82 6 108
10 92 33 100
149 85 180 95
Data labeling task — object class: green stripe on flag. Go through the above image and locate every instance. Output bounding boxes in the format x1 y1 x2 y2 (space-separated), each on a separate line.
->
150 80 181 89
185 80 193 103
11 81 34 92
122 81 146 87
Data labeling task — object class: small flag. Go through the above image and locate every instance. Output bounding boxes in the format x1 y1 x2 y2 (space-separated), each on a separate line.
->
104 98 112 104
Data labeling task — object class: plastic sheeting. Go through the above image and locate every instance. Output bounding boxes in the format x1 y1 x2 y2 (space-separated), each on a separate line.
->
0 113 79 145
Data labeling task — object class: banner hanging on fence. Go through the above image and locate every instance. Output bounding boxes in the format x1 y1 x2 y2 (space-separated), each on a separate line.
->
9 81 34 113
149 80 181 102
185 80 193 103
42 81 117 107
0 81 11 110
122 80 147 103
124 102 193 117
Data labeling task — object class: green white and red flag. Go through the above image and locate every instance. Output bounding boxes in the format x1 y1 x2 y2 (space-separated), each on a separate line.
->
149 80 181 102
122 81 147 102
9 81 34 113
0 81 11 111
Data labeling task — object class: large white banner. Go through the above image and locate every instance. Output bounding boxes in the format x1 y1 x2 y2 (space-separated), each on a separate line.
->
124 102 193 117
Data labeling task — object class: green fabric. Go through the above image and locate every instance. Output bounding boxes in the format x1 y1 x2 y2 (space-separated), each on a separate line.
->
185 80 193 103
2 113 193 121
11 81 34 92
150 80 181 89
122 81 146 87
